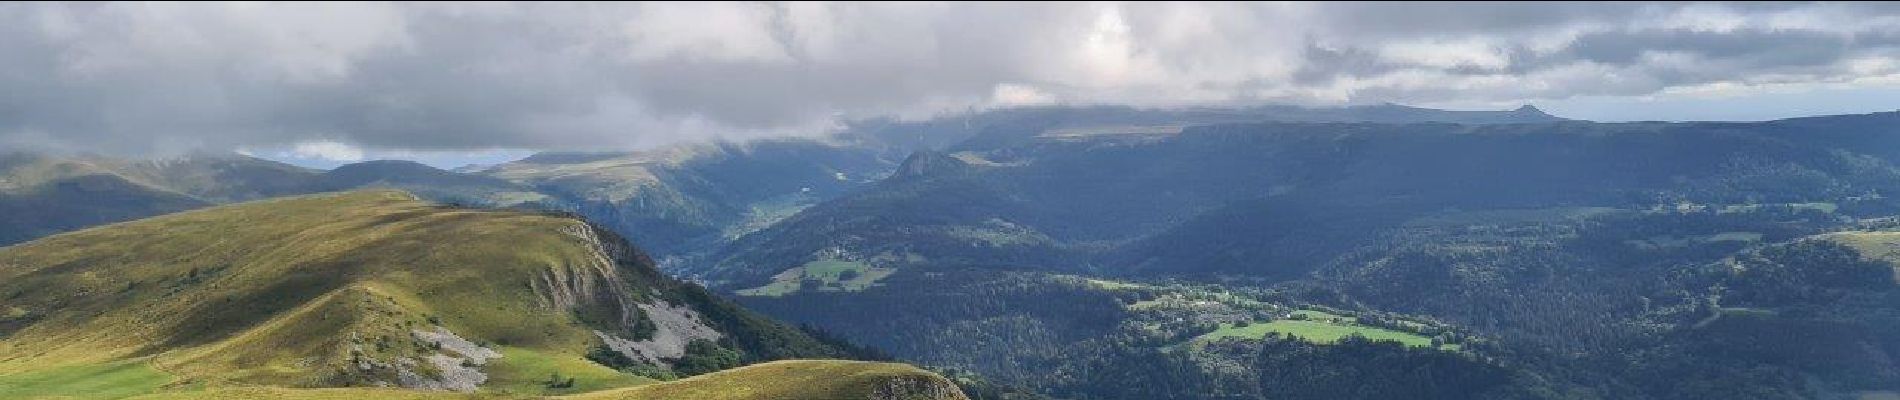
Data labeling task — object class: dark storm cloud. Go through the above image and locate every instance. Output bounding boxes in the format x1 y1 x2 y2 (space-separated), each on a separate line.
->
1 2 1898 157
1567 30 1850 67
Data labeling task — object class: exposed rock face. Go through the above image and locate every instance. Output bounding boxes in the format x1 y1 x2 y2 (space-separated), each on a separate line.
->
349 327 501 392
533 224 642 321
0 190 861 395
595 301 724 366
534 222 729 369
868 374 971 400
395 355 478 392
414 326 502 363
392 327 503 392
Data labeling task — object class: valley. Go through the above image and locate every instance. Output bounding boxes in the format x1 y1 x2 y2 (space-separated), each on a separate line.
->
6 105 1900 399
8 3 1899 399
708 108 1900 399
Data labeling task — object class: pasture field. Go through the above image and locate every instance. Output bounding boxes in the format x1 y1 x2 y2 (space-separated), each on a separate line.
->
1193 310 1453 350
737 260 894 296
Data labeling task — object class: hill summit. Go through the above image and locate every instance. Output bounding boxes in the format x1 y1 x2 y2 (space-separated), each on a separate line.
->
0 190 877 397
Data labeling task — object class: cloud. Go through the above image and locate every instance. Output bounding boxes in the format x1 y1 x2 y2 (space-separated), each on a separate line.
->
2 2 1899 155
289 140 365 162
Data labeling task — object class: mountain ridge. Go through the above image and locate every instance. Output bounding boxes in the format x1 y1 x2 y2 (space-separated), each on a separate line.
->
0 190 874 397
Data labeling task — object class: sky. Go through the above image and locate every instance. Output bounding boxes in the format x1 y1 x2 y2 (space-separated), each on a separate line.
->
2 2 1899 168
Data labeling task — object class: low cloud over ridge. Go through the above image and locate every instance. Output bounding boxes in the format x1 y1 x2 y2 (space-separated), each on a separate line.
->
3 2 1899 155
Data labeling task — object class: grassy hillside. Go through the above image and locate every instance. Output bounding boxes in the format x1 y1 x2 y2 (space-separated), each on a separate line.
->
317 160 551 208
481 140 895 258
0 153 548 247
0 360 176 400
94 153 323 203
1193 319 1447 350
0 153 213 246
0 173 208 246
0 152 327 246
565 360 965 400
107 360 963 400
736 260 895 297
1823 231 1900 283
0 190 853 398
127 387 480 400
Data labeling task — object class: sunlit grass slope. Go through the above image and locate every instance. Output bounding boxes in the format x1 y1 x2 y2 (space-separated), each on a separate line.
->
736 260 895 297
0 360 175 400
1823 231 1900 283
0 190 848 399
109 360 962 400
0 190 652 392
563 360 966 400
0 190 950 399
1192 310 1454 350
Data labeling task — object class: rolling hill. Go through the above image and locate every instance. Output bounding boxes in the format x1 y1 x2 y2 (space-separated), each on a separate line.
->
0 190 902 398
845 103 1569 152
0 153 551 247
318 160 553 208
108 361 965 400
563 360 965 400
0 104 1573 253
477 139 897 260
708 112 1900 286
705 110 1900 399
14 106 1900 399
0 152 215 246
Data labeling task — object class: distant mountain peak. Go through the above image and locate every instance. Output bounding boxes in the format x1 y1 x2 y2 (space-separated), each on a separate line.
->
1513 104 1551 116
516 151 629 165
333 159 438 171
889 151 972 181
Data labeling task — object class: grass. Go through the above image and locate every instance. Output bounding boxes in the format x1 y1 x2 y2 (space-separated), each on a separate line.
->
1192 310 1452 350
1796 202 1839 213
0 360 175 400
1717 202 1839 214
1291 310 1345 320
1819 231 1900 283
1402 206 1620 227
1198 321 1436 348
1083 278 1142 291
563 360 958 400
0 189 907 399
113 360 963 400
482 346 654 396
722 193 817 240
0 191 653 389
736 260 894 297
1706 232 1765 242
1625 231 1763 249
125 387 497 400
1825 231 1900 261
